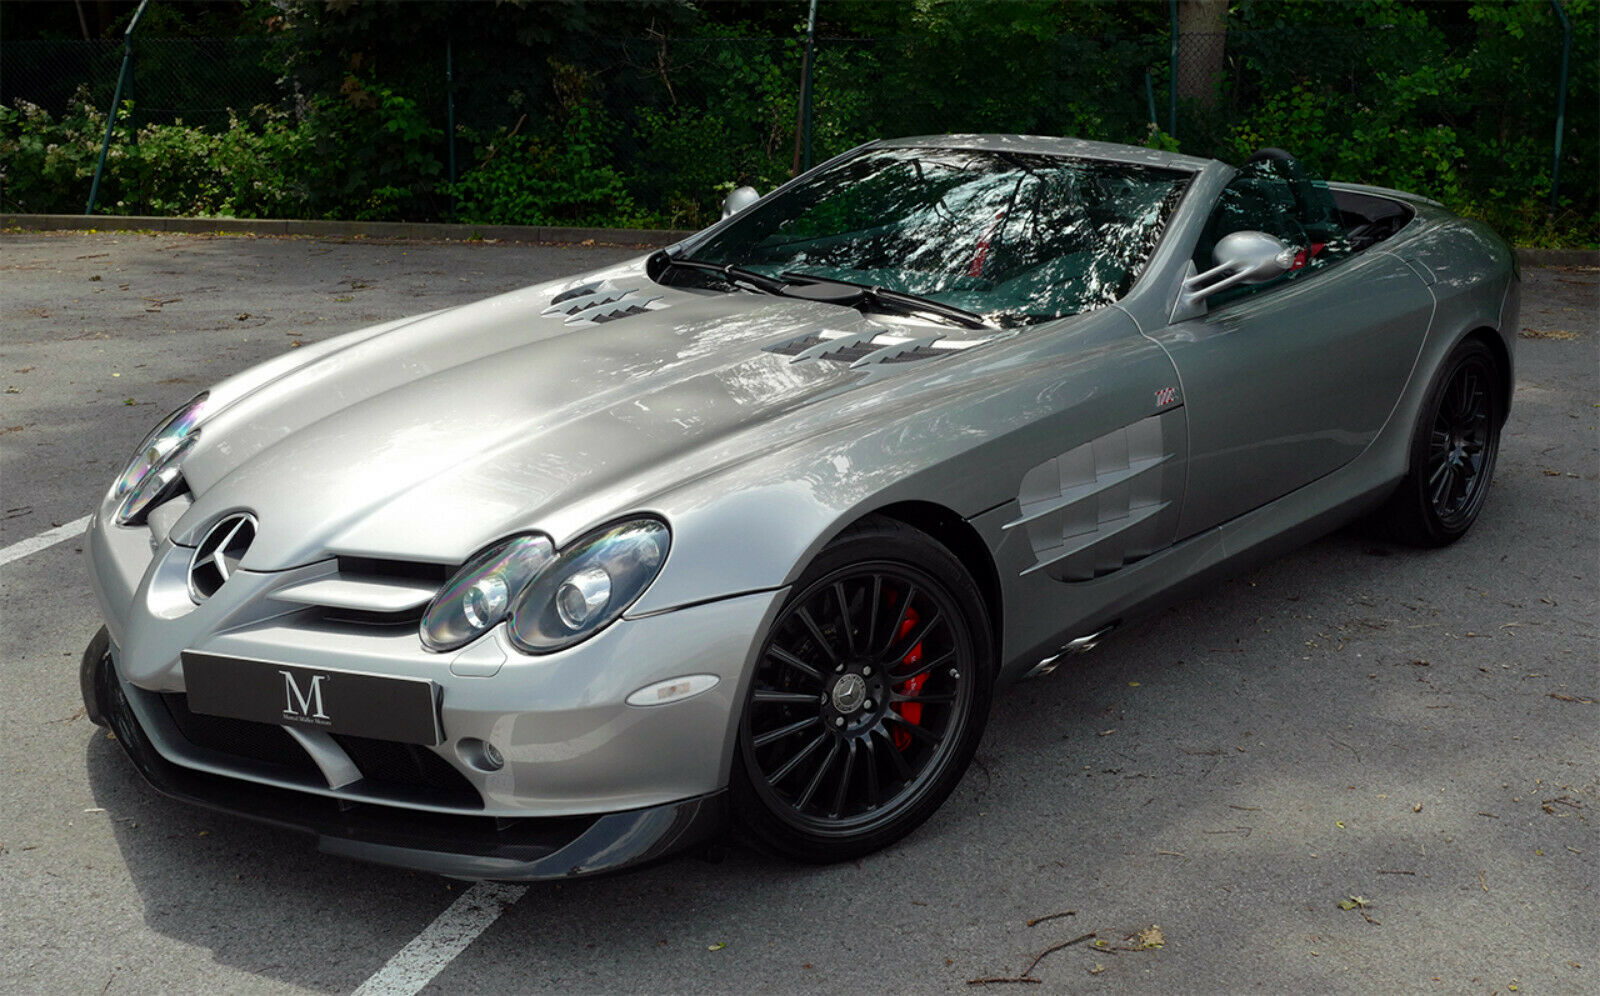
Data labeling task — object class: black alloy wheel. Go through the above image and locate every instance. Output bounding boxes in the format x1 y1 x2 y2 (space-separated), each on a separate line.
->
1426 351 1496 530
1376 337 1503 546
732 516 992 862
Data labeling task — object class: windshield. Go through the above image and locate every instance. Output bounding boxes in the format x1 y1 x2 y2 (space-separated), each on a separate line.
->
686 147 1192 327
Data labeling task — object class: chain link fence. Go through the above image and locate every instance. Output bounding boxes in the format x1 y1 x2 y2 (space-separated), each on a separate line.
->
1 17 1591 240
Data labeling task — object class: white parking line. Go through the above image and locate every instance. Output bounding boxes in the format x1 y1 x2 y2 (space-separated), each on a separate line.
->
351 882 528 996
6 509 526 990
0 515 91 568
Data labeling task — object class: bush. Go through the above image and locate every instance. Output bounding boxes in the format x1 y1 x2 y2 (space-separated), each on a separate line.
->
0 94 113 214
446 62 641 227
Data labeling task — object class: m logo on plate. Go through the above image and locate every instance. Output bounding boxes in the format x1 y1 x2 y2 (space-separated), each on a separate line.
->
280 670 331 724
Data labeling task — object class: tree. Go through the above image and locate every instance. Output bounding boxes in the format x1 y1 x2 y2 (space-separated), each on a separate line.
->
1177 0 1229 108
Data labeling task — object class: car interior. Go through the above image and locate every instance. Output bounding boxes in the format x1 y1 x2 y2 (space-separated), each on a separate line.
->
1193 148 1417 307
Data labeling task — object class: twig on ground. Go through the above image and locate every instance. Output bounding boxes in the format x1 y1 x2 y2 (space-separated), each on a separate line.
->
1021 931 1097 978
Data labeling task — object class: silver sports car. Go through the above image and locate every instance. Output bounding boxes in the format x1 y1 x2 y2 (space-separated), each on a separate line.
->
82 135 1517 879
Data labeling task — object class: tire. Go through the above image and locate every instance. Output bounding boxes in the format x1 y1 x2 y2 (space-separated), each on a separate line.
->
730 515 994 863
1374 337 1503 547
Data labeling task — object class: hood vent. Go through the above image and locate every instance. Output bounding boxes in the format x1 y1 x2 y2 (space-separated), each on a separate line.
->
543 281 665 325
767 333 826 357
766 330 986 369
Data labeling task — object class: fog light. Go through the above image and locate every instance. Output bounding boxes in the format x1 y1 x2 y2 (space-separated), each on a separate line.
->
457 737 505 772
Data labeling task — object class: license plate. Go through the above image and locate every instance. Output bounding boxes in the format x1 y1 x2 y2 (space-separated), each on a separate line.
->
182 651 442 746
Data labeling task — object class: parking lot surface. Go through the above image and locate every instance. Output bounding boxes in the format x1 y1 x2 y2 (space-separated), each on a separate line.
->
2 231 1595 994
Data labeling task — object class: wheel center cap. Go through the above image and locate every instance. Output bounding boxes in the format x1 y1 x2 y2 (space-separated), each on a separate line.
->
830 673 868 714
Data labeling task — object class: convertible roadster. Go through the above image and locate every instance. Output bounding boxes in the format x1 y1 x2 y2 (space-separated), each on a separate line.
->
82 135 1517 879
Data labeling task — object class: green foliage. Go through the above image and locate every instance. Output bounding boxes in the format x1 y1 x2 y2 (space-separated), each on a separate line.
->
626 34 810 229
121 108 312 217
1200 0 1597 246
0 80 439 221
447 63 641 226
3 0 1594 246
0 94 109 213
293 79 444 221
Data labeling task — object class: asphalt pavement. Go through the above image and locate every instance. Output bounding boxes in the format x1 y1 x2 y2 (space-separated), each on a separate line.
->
1 231 1595 994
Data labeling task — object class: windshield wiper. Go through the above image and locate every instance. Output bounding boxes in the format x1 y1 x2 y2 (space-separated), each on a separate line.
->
647 250 788 296
780 271 993 330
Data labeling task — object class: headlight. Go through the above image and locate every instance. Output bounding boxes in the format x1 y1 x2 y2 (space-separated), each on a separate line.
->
112 393 207 525
508 518 670 654
420 534 555 652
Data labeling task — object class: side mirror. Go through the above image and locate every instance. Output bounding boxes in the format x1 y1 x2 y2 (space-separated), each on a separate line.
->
1175 230 1295 317
721 185 761 219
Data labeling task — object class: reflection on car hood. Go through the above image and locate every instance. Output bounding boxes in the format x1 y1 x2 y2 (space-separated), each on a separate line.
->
172 262 1011 570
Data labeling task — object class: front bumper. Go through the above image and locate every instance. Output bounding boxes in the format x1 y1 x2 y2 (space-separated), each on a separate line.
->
84 501 788 878
85 627 730 880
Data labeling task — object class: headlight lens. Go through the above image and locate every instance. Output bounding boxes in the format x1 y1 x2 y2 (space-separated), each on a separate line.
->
113 393 208 525
420 534 555 652
509 518 670 654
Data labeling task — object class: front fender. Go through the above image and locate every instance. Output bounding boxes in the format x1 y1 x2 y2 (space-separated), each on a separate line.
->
627 307 1182 620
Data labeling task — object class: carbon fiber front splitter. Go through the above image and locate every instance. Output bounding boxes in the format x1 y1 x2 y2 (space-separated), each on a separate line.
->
81 629 728 881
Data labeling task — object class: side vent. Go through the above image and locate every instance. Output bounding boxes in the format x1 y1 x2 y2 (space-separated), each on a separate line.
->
543 281 666 325
1005 410 1186 582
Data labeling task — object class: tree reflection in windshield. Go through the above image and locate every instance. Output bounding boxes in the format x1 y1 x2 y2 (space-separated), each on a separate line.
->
689 147 1192 327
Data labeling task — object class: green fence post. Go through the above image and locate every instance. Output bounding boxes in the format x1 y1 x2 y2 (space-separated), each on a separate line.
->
791 0 819 175
85 0 152 216
1145 70 1159 133
1168 0 1179 139
446 34 457 220
1548 0 1572 211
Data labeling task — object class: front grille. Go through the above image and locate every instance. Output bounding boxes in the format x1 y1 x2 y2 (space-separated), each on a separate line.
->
161 692 481 809
161 692 320 775
319 606 426 627
335 556 450 584
274 557 447 627
331 734 481 807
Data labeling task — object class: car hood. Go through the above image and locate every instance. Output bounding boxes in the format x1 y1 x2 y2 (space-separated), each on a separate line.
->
170 261 1006 570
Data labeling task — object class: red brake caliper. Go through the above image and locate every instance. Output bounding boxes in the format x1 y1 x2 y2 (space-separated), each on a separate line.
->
891 605 926 750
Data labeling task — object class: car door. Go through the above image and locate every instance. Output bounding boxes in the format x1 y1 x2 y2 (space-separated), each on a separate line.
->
1145 162 1436 539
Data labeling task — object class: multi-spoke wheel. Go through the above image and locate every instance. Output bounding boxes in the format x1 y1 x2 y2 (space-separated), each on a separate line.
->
1375 337 1503 546
731 516 993 862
